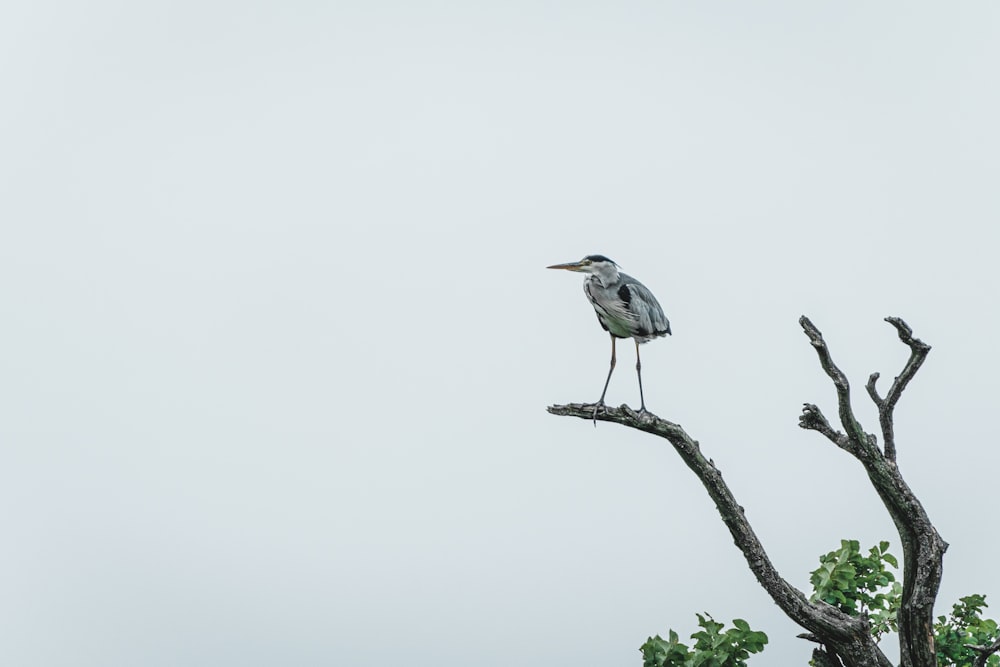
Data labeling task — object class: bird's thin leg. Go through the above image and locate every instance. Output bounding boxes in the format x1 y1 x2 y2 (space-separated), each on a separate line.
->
593 335 617 425
635 340 647 412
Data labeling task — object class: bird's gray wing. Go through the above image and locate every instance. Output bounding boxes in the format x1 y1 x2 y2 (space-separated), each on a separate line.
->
620 278 671 337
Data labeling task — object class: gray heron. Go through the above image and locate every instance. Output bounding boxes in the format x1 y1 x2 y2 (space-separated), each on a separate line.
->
548 255 670 422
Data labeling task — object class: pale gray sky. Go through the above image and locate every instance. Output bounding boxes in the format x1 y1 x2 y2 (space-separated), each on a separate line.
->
2 2 998 666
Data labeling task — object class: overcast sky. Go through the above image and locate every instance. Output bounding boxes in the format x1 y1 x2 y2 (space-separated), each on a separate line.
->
2 2 999 666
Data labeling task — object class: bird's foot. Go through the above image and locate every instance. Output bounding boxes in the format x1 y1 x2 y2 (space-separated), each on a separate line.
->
591 400 606 427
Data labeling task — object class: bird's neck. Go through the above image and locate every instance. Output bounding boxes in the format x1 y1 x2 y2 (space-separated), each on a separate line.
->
589 265 619 287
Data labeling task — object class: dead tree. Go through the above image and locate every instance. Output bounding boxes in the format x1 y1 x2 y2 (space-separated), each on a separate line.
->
548 316 946 667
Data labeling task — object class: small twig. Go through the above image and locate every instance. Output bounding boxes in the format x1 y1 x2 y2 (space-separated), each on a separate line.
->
799 403 853 453
866 317 931 463
865 373 884 406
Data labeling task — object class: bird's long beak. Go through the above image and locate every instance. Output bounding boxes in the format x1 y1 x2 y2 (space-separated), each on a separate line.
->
547 261 586 272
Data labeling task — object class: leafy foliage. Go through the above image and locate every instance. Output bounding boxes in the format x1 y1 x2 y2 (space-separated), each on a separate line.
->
639 541 997 667
809 539 901 638
641 614 768 667
934 594 1000 667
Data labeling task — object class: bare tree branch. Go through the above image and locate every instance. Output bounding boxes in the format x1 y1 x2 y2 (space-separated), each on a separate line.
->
799 317 877 456
966 637 1000 667
865 317 932 463
547 402 892 667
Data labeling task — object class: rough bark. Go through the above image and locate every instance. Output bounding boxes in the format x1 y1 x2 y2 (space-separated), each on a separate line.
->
812 647 847 667
547 316 944 667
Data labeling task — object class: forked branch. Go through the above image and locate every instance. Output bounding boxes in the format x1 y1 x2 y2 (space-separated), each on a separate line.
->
800 317 945 667
864 317 931 463
798 316 876 457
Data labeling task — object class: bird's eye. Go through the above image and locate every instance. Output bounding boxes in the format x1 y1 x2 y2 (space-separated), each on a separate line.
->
583 259 592 265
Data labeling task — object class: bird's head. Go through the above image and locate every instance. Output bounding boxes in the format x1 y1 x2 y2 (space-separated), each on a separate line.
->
547 255 620 285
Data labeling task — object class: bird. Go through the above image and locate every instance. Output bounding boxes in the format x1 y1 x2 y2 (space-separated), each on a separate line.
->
547 255 670 423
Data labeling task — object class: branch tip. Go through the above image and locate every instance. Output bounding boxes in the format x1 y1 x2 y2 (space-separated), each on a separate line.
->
885 316 931 352
866 372 884 405
799 316 822 341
